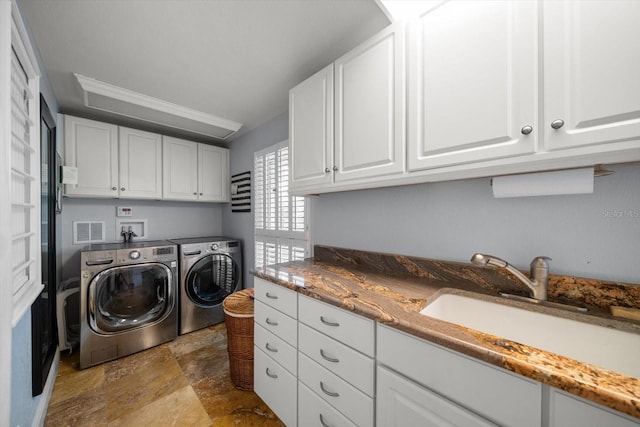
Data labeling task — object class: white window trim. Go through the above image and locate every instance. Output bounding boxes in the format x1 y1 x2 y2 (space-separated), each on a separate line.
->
1 3 42 425
254 140 310 269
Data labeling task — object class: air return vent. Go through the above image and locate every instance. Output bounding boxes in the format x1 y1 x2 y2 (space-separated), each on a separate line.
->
73 221 105 244
74 73 242 140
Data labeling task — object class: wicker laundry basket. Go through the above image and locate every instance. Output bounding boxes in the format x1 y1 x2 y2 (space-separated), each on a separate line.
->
223 288 255 391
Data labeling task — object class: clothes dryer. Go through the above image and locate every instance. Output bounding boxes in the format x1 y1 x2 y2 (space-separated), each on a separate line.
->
169 237 242 334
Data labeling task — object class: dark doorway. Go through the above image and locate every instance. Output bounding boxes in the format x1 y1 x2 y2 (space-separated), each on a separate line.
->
31 95 58 396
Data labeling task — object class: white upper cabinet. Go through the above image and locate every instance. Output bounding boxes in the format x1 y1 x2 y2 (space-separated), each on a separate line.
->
198 144 229 202
162 136 199 201
334 21 406 182
118 127 162 199
408 0 537 171
162 136 229 202
64 115 119 197
543 0 640 151
289 63 334 190
289 22 405 194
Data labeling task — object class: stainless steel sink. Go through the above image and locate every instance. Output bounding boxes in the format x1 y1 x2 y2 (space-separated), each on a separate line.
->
420 292 640 378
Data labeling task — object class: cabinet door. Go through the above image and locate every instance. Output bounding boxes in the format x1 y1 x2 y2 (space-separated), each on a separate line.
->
254 347 297 427
334 22 405 182
118 127 162 199
198 144 228 202
544 0 640 151
377 366 497 427
64 115 118 197
289 63 334 190
548 388 640 427
407 1 537 171
162 136 198 201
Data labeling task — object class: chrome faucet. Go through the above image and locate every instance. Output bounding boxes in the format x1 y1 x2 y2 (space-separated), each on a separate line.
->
470 253 551 300
121 225 137 243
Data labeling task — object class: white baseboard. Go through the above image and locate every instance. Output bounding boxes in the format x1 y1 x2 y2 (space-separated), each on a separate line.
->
32 349 60 427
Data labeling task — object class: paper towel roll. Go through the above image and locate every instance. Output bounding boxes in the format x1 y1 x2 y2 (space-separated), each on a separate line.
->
492 167 594 198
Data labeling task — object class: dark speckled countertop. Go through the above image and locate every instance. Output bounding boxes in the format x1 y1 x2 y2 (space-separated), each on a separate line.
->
253 246 640 419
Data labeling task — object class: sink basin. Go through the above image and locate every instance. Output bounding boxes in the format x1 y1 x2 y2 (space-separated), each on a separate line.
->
420 292 640 378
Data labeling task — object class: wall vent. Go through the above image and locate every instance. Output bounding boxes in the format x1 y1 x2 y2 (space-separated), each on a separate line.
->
73 221 105 244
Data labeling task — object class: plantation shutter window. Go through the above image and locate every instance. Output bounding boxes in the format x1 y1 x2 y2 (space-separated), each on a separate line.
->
254 141 309 269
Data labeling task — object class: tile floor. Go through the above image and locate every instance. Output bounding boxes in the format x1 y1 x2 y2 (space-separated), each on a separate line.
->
44 323 285 426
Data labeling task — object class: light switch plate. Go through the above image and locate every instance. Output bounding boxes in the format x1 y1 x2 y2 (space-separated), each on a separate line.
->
117 206 133 217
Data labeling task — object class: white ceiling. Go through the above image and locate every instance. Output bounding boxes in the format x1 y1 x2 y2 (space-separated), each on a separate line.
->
20 0 390 143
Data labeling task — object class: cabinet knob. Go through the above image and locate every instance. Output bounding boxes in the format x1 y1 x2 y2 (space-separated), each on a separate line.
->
551 119 565 129
112 187 117 191
193 192 197 195
332 166 338 172
199 192 203 196
120 187 125 191
324 168 330 173
521 125 533 135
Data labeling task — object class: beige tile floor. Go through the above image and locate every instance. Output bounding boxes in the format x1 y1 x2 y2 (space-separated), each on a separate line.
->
44 323 285 426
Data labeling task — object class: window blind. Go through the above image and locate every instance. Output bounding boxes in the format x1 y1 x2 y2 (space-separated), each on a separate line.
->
254 141 309 269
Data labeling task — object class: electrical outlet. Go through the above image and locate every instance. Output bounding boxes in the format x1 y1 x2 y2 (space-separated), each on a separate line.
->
116 206 133 217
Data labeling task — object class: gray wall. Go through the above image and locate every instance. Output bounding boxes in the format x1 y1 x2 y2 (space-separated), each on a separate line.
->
313 162 640 284
60 198 223 280
222 112 289 288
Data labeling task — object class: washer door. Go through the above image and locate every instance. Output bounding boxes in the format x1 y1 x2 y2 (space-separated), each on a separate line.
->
185 253 239 307
88 263 173 334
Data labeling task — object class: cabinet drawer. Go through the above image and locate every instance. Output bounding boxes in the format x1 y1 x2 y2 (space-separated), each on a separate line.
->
377 325 541 427
254 347 296 427
299 323 374 397
299 352 373 427
254 277 297 318
549 388 640 427
298 294 374 356
254 323 297 376
298 381 357 427
254 300 297 346
377 366 497 427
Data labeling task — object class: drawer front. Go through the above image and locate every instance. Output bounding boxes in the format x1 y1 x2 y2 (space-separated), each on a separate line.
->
377 325 542 427
254 277 298 318
254 347 297 427
298 381 358 427
299 294 374 356
377 366 497 427
298 352 374 427
299 323 374 396
255 300 298 346
254 323 297 376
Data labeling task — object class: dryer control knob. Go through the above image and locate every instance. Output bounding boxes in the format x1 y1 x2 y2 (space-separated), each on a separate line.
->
129 250 141 260
211 243 219 251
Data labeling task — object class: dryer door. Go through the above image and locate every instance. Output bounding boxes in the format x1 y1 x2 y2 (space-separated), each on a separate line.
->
185 253 240 307
88 263 173 334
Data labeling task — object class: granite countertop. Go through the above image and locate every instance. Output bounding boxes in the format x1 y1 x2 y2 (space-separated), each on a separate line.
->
253 246 640 419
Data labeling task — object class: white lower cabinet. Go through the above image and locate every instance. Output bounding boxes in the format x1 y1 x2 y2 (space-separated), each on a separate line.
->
298 381 357 427
377 325 542 427
254 347 297 427
377 366 496 427
298 352 374 427
548 388 640 427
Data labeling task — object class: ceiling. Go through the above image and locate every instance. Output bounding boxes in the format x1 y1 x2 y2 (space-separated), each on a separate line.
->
20 0 390 143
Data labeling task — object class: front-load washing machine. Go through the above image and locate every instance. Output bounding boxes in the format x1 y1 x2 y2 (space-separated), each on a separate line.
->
79 240 178 369
169 237 242 334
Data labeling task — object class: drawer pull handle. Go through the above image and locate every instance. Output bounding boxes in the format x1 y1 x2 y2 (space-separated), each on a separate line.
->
265 318 278 326
265 368 278 379
320 381 340 398
320 349 340 363
265 292 278 299
265 343 278 353
320 316 340 327
319 414 333 427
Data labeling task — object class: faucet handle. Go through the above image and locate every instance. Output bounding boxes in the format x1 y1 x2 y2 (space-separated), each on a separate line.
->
530 256 552 270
